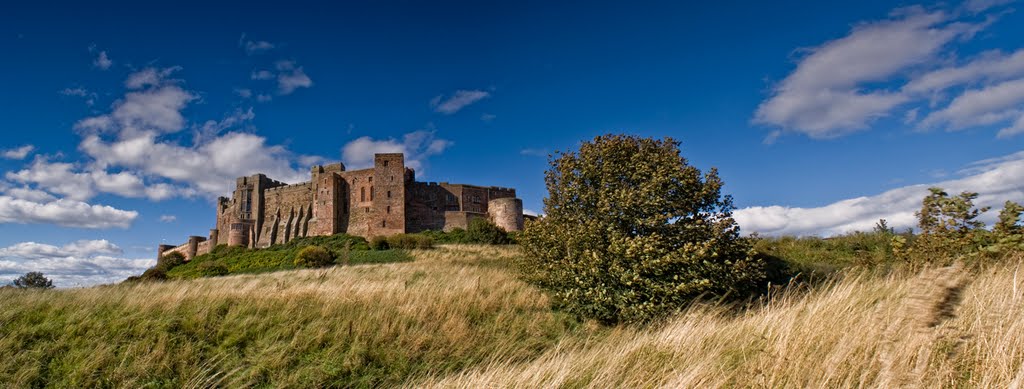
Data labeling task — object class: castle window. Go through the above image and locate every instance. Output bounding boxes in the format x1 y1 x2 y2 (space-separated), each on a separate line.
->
383 161 389 167
387 190 391 199
369 176 372 182
386 206 391 214
361 187 366 202
390 175 394 182
382 220 387 227
366 207 370 213
370 186 374 201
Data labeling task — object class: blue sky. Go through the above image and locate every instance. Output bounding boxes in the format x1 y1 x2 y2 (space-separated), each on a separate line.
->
2 0 1023 286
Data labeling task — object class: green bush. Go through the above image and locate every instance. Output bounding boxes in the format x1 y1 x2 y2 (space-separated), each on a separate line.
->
467 218 512 245
519 134 766 324
12 272 54 289
294 246 335 268
140 268 167 281
156 251 186 272
386 234 434 249
370 236 390 250
196 261 229 277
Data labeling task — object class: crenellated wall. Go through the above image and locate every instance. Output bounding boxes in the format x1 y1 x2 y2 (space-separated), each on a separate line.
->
158 152 525 259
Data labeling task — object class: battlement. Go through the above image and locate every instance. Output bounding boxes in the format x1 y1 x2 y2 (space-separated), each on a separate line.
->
159 152 524 258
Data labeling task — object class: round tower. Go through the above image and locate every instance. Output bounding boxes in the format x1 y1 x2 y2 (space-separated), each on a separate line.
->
488 197 524 232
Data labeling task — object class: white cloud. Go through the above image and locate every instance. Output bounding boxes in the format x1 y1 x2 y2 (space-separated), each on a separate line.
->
0 195 137 229
159 215 176 223
235 88 253 98
753 6 995 139
919 78 1024 130
481 113 496 122
59 87 96 106
251 70 274 80
341 130 452 173
244 40 275 54
0 239 122 259
734 149 1024 236
3 187 56 203
5 157 181 201
431 90 490 114
92 49 112 70
2 145 34 160
904 49 1024 94
520 148 550 157
275 61 312 95
0 239 150 287
964 0 1014 13
124 66 181 90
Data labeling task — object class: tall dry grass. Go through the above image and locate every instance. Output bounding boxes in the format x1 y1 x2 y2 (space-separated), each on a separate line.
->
0 245 586 387
415 256 1024 388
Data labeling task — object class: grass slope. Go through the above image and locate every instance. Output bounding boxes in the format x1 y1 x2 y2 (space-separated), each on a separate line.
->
166 234 412 279
5 243 1024 387
1 246 586 387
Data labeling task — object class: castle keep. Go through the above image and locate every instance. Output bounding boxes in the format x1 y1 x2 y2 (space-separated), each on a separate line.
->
158 153 524 260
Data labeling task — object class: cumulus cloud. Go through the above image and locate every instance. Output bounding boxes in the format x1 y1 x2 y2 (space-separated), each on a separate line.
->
0 195 137 229
431 90 490 114
734 149 1024 236
59 87 97 106
753 4 1010 139
275 61 312 95
67 67 314 197
6 157 181 201
2 145 34 160
341 130 452 173
159 215 176 223
89 45 113 70
0 239 122 259
0 239 151 287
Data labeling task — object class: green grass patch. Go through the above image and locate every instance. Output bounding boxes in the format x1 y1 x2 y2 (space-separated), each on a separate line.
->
166 234 413 279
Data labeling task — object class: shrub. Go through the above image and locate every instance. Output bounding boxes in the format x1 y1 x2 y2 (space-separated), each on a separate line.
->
294 246 334 268
904 188 991 265
467 218 512 245
386 234 434 249
196 261 229 277
140 268 167 281
370 236 390 250
519 134 766 324
156 252 186 272
12 272 54 289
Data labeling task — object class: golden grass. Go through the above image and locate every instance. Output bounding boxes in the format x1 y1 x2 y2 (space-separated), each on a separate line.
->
415 257 1024 388
0 245 586 387
6 245 1024 388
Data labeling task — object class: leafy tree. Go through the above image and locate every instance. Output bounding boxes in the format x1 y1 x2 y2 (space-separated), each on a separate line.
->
467 218 511 245
13 272 55 289
995 201 1024 236
908 188 991 264
156 251 186 272
519 134 765 324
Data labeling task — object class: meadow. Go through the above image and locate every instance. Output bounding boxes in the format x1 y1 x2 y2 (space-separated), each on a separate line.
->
3 243 1024 387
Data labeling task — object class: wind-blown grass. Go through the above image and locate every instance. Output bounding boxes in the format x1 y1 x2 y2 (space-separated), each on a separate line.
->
414 256 1024 388
0 245 585 387
6 244 1024 387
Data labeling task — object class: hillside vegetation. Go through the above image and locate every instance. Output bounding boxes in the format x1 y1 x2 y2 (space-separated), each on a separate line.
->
1 246 586 387
5 243 1024 387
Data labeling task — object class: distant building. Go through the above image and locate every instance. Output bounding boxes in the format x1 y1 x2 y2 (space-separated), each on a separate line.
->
158 153 523 260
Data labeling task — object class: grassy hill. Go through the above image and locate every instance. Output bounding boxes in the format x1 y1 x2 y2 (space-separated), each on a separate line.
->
3 245 1024 387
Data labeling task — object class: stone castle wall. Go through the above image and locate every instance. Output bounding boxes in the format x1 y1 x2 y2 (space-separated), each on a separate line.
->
159 152 525 260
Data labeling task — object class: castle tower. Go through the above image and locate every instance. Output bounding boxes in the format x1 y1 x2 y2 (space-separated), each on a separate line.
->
373 153 406 236
488 197 524 231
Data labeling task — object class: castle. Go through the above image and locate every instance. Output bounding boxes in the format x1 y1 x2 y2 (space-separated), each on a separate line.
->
158 153 524 260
